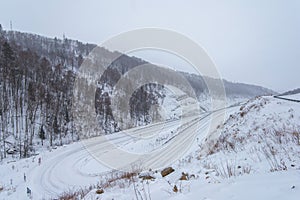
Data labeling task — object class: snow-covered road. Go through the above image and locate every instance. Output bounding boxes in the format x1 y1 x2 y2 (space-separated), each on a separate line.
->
0 107 236 200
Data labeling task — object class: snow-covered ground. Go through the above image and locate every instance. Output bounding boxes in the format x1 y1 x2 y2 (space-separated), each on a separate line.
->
284 93 300 100
85 170 300 200
84 96 300 200
0 109 225 199
1 95 299 200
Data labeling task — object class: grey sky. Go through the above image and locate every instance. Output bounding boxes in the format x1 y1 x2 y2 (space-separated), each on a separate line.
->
0 0 299 92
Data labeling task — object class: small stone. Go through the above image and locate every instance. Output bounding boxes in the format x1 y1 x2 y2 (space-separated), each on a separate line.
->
139 175 155 180
179 172 188 181
173 185 178 193
161 167 175 177
96 189 104 194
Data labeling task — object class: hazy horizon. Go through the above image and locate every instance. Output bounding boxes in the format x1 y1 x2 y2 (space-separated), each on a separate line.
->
1 0 299 92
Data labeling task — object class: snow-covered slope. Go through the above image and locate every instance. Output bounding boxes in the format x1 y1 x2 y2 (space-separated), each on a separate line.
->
285 93 300 101
0 96 299 199
1 93 299 200
0 28 276 162
83 96 300 200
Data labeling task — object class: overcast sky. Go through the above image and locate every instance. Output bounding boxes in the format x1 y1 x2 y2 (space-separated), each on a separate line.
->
0 0 299 92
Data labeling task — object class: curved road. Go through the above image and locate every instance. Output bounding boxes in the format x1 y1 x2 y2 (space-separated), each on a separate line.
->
7 107 237 199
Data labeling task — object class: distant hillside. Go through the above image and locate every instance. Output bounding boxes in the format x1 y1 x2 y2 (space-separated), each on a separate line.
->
2 29 275 97
280 88 300 96
0 27 275 159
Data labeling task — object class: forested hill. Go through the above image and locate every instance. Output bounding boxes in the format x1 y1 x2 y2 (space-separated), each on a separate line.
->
0 26 274 159
280 88 300 96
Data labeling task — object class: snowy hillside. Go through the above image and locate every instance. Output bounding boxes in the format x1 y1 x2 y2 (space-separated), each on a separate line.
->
0 27 291 200
286 93 300 100
0 95 299 199
82 96 300 200
0 28 276 162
